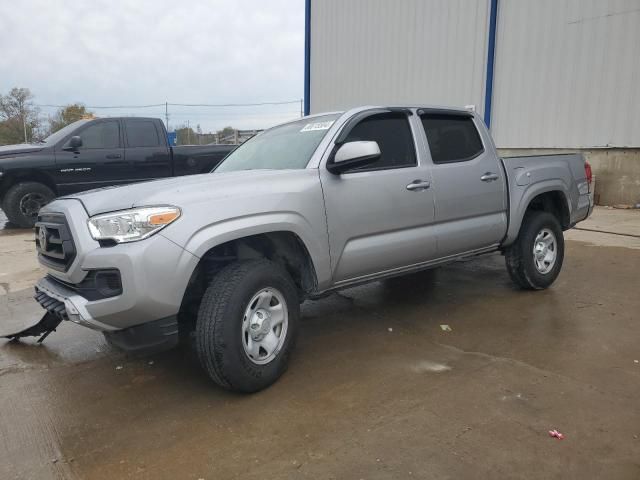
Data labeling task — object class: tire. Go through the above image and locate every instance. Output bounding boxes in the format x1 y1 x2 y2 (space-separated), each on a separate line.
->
505 211 564 290
196 259 300 393
2 182 55 228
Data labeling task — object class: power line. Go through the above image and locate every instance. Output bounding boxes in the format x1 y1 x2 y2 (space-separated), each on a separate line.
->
36 103 165 109
168 100 301 107
35 99 302 109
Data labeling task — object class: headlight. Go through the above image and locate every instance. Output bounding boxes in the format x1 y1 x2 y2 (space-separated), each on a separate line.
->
88 206 181 243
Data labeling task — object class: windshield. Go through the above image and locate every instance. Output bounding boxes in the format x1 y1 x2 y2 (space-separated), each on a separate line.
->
41 119 90 145
215 114 341 173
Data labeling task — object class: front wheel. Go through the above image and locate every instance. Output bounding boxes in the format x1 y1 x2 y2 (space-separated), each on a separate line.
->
2 182 55 228
505 211 564 290
196 259 300 393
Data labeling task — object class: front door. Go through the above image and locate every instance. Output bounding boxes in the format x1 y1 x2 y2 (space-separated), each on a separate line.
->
54 119 126 194
320 111 436 285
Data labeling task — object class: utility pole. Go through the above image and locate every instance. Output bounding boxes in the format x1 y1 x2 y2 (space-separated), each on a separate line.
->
165 102 169 131
22 114 28 143
187 120 191 144
300 98 304 117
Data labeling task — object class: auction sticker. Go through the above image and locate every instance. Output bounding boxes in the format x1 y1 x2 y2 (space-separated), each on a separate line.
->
300 121 334 132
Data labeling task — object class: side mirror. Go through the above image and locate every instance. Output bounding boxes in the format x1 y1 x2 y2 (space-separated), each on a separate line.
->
327 141 381 174
64 136 83 151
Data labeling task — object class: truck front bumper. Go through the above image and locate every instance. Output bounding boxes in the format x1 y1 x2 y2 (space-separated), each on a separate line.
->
34 200 200 335
33 277 182 351
34 276 117 331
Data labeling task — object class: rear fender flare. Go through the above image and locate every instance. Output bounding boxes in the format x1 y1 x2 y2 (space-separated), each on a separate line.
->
504 180 571 246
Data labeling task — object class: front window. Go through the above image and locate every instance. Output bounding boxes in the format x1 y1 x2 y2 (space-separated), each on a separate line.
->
78 121 121 149
215 114 341 173
341 112 417 172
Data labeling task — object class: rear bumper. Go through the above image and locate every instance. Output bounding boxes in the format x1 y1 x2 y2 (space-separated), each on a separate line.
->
588 189 595 217
573 192 594 225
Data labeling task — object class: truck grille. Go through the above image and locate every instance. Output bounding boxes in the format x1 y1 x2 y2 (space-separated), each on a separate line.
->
46 270 122 301
35 213 77 272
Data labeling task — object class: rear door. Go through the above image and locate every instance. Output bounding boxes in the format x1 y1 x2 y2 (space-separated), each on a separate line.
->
54 119 125 194
123 119 171 181
320 111 437 284
418 111 507 256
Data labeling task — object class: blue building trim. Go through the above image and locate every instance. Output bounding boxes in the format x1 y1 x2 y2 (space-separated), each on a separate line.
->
304 0 311 116
483 0 498 128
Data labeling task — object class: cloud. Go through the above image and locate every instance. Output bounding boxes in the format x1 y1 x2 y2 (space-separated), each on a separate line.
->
0 0 304 131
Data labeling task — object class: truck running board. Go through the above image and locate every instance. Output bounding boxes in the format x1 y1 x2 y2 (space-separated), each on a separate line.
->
1 312 63 343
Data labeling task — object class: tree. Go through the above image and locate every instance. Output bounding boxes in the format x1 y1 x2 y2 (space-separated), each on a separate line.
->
0 87 41 145
174 124 238 145
175 124 198 145
48 104 94 134
215 126 237 144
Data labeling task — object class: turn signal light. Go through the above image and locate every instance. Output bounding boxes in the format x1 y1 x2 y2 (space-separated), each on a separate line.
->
149 210 180 225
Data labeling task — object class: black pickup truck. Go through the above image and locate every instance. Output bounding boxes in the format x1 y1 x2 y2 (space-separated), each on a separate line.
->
0 117 235 227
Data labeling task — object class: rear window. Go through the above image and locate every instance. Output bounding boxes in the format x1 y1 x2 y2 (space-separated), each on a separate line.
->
420 114 484 164
125 120 161 147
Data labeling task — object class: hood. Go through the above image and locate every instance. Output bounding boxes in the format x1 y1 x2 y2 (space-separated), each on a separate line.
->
61 170 311 216
0 143 45 157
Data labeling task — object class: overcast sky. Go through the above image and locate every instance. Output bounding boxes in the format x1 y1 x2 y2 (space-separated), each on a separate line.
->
0 0 304 132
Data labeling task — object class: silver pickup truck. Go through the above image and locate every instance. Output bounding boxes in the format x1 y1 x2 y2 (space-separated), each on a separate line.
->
18 105 593 392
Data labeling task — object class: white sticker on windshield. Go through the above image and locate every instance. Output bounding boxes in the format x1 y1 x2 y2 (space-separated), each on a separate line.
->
300 121 334 132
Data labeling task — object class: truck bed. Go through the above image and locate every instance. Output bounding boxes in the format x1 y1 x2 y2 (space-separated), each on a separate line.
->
172 144 236 175
500 153 592 245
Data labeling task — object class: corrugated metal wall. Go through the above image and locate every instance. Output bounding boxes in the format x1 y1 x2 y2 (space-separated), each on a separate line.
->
309 0 490 115
309 0 640 149
491 0 640 148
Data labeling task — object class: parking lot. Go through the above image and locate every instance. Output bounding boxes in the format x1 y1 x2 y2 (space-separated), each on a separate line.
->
1 208 639 479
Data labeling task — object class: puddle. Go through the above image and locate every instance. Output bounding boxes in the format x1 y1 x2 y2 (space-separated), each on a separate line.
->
411 360 452 373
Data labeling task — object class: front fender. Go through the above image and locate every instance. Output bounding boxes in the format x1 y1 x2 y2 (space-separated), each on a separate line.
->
0 167 57 199
162 211 331 290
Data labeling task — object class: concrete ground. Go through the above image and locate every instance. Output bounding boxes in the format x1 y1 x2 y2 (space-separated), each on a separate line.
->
1 207 639 479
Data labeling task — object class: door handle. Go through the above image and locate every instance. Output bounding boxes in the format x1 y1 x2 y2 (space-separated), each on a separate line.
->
480 172 499 182
406 180 431 191
106 154 122 159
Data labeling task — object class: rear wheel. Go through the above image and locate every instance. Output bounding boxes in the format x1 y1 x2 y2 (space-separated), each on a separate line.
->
196 259 299 393
505 211 564 290
2 182 55 228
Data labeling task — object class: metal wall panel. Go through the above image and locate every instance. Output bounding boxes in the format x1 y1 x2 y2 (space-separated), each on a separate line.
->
309 0 490 115
492 0 640 148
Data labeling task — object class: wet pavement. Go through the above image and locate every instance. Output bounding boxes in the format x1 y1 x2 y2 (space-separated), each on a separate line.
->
1 212 640 479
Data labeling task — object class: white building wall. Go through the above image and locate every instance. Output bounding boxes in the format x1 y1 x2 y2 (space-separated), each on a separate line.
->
309 0 490 115
491 0 640 148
